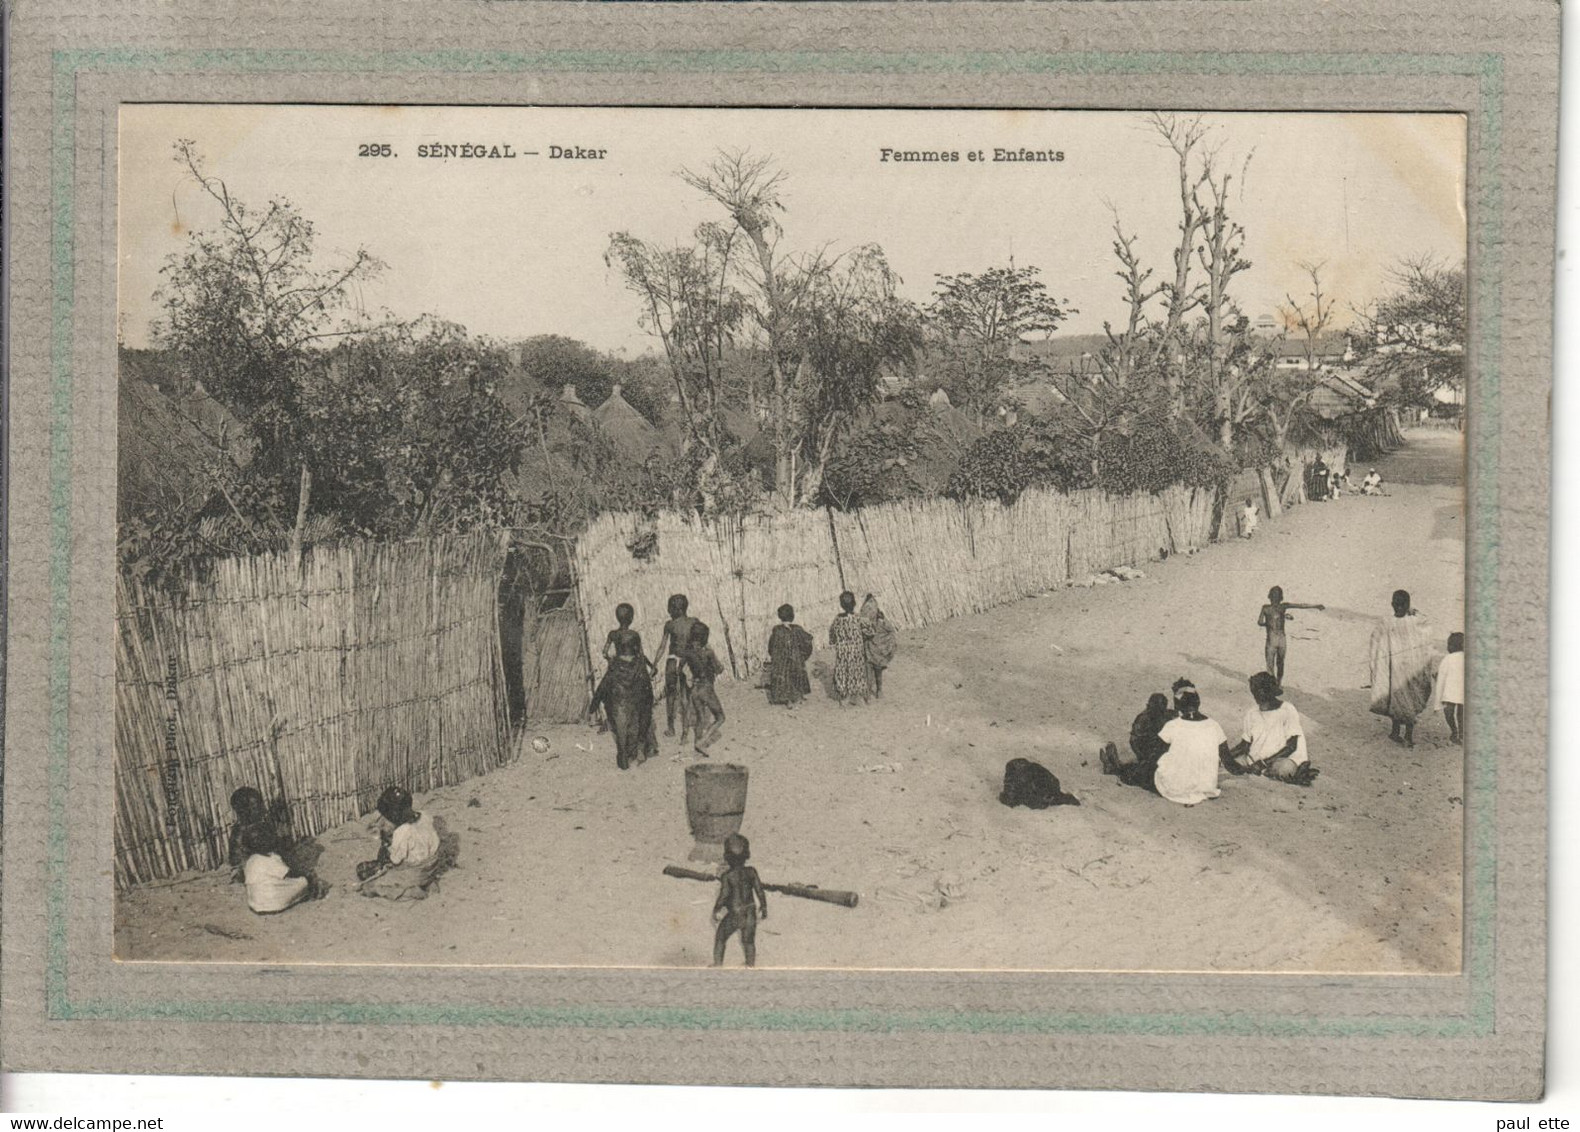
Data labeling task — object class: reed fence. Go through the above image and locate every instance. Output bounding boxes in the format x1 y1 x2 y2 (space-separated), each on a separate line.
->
571 484 1217 684
114 533 511 889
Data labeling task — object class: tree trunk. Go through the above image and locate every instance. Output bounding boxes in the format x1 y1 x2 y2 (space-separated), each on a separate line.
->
1257 466 1282 519
289 462 312 571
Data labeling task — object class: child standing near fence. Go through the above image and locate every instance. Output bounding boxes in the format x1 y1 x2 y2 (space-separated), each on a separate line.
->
655 594 698 743
686 621 726 755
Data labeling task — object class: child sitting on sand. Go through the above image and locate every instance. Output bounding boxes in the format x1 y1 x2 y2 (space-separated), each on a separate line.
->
712 833 768 968
240 825 324 914
226 786 296 883
357 786 445 901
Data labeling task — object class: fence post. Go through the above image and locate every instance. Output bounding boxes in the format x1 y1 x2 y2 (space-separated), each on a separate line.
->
824 505 848 593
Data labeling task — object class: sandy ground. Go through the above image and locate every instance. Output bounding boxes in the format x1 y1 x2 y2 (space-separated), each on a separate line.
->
117 430 1466 973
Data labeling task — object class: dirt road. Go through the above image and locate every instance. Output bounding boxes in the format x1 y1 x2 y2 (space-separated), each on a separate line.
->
117 430 1466 973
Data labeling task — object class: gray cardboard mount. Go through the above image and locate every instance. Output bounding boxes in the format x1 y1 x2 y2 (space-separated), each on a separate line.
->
0 0 1554 1099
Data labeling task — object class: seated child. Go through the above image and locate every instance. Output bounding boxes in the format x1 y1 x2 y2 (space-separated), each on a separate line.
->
712 833 768 968
240 825 323 914
226 785 301 882
1099 692 1174 790
686 621 726 754
357 785 445 901
227 786 271 882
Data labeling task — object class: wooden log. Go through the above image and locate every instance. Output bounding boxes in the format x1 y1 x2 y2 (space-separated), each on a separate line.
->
662 864 860 908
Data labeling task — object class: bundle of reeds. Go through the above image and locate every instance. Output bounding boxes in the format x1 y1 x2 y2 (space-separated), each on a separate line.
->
114 532 510 890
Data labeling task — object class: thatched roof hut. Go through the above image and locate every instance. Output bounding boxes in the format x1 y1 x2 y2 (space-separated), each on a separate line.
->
593 383 660 460
559 383 592 423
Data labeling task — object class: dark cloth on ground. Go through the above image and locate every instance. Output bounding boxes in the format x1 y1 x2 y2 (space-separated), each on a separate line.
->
998 758 1081 809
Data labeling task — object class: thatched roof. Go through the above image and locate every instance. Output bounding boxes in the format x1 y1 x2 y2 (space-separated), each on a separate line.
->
118 374 255 519
559 383 592 422
1308 371 1379 420
593 384 660 460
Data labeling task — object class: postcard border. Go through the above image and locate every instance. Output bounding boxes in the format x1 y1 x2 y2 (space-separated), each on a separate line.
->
46 47 1501 1037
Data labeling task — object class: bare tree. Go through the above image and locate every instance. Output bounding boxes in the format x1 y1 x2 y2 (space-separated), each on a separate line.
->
1279 260 1336 373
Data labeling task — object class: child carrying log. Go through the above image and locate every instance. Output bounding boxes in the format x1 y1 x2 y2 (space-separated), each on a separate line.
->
712 834 768 968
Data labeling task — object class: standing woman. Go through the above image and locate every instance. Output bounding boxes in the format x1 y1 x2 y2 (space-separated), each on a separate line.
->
1368 588 1437 747
829 590 874 706
765 604 814 707
858 594 899 699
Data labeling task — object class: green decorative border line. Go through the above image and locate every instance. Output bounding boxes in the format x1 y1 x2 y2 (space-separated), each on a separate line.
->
52 48 1502 1035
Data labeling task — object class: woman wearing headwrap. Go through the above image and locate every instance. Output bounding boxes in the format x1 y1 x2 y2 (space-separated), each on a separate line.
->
1368 589 1438 747
1153 687 1229 805
858 593 899 699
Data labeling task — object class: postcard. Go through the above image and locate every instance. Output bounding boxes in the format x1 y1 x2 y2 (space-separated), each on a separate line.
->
1 0 1555 1099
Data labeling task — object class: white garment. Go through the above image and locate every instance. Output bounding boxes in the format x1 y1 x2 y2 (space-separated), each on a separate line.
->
1240 700 1308 765
389 812 440 866
1434 651 1465 707
1155 716 1227 805
243 851 308 914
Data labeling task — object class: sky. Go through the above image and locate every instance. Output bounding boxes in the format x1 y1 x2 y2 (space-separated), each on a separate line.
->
118 106 1466 355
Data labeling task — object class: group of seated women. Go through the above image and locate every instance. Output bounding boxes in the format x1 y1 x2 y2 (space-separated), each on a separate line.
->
1099 672 1319 806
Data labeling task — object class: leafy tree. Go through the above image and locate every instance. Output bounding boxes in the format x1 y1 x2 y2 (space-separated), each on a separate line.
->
605 225 747 477
321 318 521 538
676 151 922 507
926 264 1071 423
153 140 385 560
820 410 924 510
1351 256 1467 407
